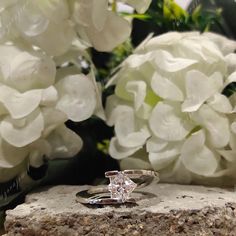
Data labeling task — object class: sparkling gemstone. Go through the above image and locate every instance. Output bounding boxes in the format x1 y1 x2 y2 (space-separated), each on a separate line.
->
108 172 137 202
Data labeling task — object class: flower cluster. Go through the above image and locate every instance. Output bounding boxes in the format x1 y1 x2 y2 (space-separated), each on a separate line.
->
0 0 152 55
106 32 236 185
0 0 152 182
0 43 97 181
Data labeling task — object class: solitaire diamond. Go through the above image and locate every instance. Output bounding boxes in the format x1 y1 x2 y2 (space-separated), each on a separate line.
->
108 172 137 202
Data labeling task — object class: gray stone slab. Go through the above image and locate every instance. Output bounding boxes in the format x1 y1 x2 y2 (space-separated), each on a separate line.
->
4 184 236 235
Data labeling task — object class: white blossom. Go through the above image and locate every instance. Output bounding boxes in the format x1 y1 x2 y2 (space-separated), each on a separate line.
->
0 44 97 181
0 0 152 55
106 32 236 185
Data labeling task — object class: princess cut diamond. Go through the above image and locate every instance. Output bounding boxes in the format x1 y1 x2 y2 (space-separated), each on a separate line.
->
108 172 137 202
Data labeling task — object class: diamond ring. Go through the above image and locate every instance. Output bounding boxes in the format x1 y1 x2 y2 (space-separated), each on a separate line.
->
76 170 159 205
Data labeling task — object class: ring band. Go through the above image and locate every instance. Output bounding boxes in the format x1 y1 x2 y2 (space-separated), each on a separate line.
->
76 170 159 205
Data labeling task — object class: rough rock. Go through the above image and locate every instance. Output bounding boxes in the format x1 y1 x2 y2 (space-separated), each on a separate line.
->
4 184 236 236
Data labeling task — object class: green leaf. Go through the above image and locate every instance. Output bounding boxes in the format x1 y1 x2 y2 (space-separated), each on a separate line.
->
122 13 151 20
192 5 202 23
163 0 188 20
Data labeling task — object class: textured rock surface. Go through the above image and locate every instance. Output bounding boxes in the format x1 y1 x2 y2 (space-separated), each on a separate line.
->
4 184 236 236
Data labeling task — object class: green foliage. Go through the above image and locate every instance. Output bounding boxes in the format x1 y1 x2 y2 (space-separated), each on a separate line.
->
97 139 110 155
163 0 188 20
128 0 222 32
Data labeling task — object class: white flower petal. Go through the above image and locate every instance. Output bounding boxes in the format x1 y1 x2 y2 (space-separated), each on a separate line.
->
115 107 150 147
10 49 56 91
56 74 97 122
92 0 108 31
154 50 197 72
207 93 232 113
41 108 67 137
126 80 147 110
40 86 58 106
0 109 44 147
124 53 151 68
55 66 80 81
182 70 223 112
47 125 83 159
146 136 168 152
0 85 41 119
149 102 193 141
135 103 152 120
126 50 197 72
115 68 149 102
0 137 28 168
151 72 184 101
105 95 131 126
149 153 177 172
149 143 181 171
15 1 50 37
120 0 151 13
176 36 224 63
71 0 90 26
135 32 182 53
225 53 236 74
231 122 236 135
180 130 219 176
191 104 230 148
30 21 75 56
109 137 141 159
160 159 192 184
206 71 224 90
84 11 131 52
203 32 236 55
34 0 69 23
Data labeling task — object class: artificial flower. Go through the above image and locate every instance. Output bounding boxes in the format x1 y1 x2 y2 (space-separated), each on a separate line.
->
106 32 236 185
0 0 152 55
0 44 97 182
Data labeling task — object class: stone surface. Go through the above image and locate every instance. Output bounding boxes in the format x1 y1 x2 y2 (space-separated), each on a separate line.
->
4 184 236 236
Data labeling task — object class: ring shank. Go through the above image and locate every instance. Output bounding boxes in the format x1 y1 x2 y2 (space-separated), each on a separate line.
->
76 188 136 205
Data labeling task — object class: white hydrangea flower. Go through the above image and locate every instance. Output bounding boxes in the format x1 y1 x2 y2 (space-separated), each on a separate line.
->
119 0 152 13
0 0 152 55
70 0 152 52
0 44 98 181
106 32 236 185
0 0 75 56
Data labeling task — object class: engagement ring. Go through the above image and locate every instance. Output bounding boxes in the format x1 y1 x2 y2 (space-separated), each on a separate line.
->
76 170 159 205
